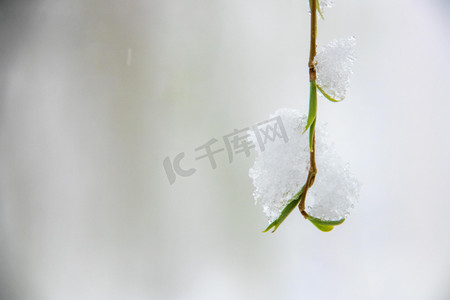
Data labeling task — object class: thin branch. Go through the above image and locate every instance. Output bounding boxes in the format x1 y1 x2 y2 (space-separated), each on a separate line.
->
308 0 317 82
299 0 318 219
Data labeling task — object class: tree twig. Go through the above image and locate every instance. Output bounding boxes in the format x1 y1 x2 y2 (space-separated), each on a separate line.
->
299 0 318 219
308 0 317 82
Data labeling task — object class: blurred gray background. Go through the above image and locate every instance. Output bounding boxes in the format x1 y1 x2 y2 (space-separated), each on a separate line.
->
1 0 450 299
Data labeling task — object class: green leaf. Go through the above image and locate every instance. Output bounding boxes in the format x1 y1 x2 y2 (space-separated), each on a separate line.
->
309 119 316 152
263 186 305 233
310 222 334 232
303 81 318 135
317 85 343 103
316 0 325 20
308 215 345 232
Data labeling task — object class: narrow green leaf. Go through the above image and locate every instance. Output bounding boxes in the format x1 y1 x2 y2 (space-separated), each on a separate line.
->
303 81 318 134
316 0 325 20
309 119 316 152
310 222 334 232
317 85 343 103
263 186 305 233
308 216 345 225
308 215 345 232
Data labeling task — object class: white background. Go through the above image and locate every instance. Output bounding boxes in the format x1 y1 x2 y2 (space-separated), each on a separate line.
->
1 0 450 299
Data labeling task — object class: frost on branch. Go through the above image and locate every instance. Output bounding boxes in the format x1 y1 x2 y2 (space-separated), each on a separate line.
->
315 37 356 101
249 108 359 223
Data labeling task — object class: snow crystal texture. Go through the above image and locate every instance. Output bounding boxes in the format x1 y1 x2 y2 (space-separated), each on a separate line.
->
315 37 356 101
249 108 359 222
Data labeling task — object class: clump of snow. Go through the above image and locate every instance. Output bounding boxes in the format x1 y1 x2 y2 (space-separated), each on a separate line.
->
315 37 356 101
249 109 309 222
306 124 360 221
249 108 359 223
